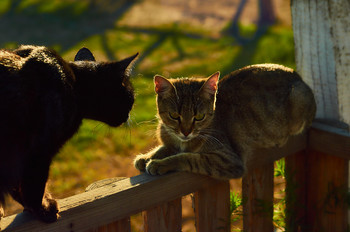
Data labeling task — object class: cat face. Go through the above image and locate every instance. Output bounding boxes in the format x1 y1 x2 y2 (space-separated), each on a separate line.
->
71 48 138 127
155 72 219 141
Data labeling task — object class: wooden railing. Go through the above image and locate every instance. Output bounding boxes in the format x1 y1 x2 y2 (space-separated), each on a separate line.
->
1 122 349 232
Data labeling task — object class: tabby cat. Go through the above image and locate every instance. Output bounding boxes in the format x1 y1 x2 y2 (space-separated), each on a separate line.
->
134 64 316 179
0 45 137 223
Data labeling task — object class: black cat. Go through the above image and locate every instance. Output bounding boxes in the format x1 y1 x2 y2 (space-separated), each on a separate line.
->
0 45 137 223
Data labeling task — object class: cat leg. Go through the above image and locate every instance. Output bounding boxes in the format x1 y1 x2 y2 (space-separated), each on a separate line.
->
134 145 177 172
13 159 59 223
146 150 244 179
0 202 4 219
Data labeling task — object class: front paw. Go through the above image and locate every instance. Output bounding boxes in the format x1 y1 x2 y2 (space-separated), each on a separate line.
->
134 155 149 172
146 160 173 176
29 198 59 223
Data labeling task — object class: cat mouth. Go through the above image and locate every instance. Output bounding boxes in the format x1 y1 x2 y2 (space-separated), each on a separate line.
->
177 133 195 141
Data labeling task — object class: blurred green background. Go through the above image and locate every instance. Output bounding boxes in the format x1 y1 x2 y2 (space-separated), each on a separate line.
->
1 0 294 230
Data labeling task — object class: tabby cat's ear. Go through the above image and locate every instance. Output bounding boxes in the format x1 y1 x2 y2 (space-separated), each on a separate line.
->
74 47 96 61
118 53 139 70
199 71 220 98
154 75 174 95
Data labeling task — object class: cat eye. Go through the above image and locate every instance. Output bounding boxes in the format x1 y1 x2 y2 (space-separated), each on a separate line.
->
194 113 205 121
169 112 180 120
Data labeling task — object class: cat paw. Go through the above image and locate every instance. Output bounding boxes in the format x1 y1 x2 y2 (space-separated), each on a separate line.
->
134 156 149 172
30 198 59 223
146 160 172 176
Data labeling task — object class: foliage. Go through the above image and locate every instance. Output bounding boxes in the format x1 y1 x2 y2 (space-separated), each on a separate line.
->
274 158 286 178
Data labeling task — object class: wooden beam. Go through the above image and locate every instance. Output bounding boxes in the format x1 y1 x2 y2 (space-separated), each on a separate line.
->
143 198 182 232
309 122 350 160
285 151 308 232
242 163 274 232
305 151 348 232
194 180 230 232
1 173 219 232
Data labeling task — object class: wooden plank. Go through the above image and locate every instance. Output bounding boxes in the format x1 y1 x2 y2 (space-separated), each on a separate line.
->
305 151 348 232
194 180 230 232
1 172 219 232
143 198 182 232
285 151 307 232
85 178 131 232
245 133 307 171
242 163 274 232
309 122 350 160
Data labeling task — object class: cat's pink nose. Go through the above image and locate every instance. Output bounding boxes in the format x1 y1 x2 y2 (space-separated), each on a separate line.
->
182 131 191 137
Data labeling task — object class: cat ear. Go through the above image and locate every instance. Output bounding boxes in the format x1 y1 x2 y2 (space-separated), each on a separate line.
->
154 75 174 95
74 47 96 61
118 53 139 70
200 71 220 98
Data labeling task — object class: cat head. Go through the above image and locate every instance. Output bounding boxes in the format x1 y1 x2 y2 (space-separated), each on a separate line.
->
154 72 220 141
71 48 138 127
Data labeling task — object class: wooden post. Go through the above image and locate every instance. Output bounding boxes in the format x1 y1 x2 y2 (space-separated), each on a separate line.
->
194 180 230 232
143 198 182 232
242 163 274 232
291 0 350 231
93 218 131 232
285 151 307 231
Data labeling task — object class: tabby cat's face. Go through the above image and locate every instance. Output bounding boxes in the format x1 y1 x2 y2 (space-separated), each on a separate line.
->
155 72 219 141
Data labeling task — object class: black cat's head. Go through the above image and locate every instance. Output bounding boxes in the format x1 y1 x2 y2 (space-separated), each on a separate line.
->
70 47 138 127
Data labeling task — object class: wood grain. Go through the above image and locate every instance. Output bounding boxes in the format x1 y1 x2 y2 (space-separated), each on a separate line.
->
1 172 218 232
143 198 182 232
194 180 230 232
285 151 308 232
309 122 350 160
292 0 350 125
242 163 274 232
306 151 348 232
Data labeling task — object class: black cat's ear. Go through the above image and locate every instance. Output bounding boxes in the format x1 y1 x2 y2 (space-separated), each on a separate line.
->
74 47 96 61
154 75 175 95
118 53 139 70
199 71 220 98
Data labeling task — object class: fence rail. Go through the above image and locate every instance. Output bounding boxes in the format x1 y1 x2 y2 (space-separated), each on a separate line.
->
1 122 349 232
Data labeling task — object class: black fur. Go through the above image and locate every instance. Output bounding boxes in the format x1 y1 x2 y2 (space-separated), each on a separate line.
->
0 45 137 223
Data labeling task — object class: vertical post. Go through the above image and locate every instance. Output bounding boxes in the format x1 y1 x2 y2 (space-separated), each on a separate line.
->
291 0 350 231
95 218 131 232
242 163 274 232
143 198 182 232
194 180 230 232
285 151 307 231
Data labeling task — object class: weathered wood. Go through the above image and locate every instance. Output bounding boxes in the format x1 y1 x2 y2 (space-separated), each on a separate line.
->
309 122 350 160
306 151 348 232
292 0 350 230
194 180 230 232
292 0 350 125
143 198 182 232
85 178 131 232
242 163 274 232
285 151 307 232
1 172 218 232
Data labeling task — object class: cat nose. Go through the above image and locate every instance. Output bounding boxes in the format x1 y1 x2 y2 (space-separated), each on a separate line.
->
181 130 191 137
